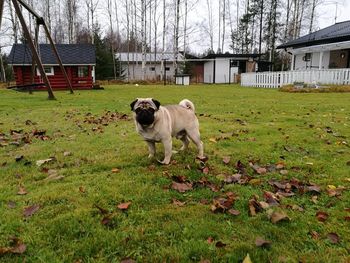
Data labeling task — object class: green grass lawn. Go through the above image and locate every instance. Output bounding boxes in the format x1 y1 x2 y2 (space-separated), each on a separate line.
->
0 84 349 262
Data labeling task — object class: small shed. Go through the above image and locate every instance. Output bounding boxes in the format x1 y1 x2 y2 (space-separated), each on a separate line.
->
8 44 96 90
175 74 191 85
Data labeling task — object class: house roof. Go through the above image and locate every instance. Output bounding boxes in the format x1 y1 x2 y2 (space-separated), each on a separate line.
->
8 44 96 65
117 52 184 62
202 53 261 59
278 20 350 49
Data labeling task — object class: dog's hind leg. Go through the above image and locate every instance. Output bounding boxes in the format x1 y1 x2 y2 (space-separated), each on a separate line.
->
146 141 156 158
179 135 190 151
186 129 204 158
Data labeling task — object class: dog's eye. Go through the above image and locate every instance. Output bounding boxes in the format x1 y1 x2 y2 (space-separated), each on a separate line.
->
135 108 141 113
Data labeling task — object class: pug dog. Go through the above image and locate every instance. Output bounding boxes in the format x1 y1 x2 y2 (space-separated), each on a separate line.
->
130 98 204 164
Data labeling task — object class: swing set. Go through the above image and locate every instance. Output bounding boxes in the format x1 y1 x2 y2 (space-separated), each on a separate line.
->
0 0 73 100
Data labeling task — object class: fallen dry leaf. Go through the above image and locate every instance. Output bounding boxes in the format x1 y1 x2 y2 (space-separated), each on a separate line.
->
111 168 120 173
316 211 329 222
0 237 26 255
207 237 214 244
36 157 56 167
17 185 28 195
23 204 40 217
172 199 186 207
215 241 226 248
310 230 319 240
269 211 290 224
171 182 193 193
228 209 240 216
117 202 131 210
327 233 340 244
255 237 271 248
222 156 231 164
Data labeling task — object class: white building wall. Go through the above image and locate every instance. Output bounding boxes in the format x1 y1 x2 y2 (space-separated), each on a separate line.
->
123 63 175 81
215 59 229 83
204 61 214 83
293 51 330 70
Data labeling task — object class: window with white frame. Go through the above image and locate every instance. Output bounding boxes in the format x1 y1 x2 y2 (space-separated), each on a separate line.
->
78 66 89 77
36 66 54 76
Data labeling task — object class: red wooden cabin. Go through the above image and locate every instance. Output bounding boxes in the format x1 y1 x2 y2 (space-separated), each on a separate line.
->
8 44 96 90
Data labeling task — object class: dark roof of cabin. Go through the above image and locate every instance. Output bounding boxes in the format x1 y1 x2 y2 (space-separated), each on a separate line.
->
202 53 260 59
8 44 96 65
278 20 350 49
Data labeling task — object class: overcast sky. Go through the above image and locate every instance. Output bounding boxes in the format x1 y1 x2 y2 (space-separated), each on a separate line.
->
318 0 349 29
0 0 349 54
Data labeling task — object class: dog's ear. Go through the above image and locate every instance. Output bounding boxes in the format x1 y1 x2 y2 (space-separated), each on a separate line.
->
130 99 138 111
152 99 161 110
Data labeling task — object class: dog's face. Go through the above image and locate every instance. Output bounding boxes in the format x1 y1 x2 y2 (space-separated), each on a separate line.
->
130 98 161 126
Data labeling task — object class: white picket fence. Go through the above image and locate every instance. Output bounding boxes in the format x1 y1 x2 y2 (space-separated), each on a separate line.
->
241 69 350 88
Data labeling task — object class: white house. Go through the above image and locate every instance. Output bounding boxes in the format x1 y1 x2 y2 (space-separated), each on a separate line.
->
241 21 350 88
278 20 350 70
202 53 261 84
116 52 184 81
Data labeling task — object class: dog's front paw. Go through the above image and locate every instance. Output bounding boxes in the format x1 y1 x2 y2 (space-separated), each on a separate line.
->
148 154 155 159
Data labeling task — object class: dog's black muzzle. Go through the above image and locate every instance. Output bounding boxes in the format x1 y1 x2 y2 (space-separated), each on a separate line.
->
135 108 155 126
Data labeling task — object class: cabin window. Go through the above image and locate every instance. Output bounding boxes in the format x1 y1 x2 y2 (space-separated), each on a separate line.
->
36 66 54 76
303 53 312 62
78 66 89 77
149 67 156 71
165 67 170 71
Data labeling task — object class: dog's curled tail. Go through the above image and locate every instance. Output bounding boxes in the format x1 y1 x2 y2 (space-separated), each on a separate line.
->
179 99 195 112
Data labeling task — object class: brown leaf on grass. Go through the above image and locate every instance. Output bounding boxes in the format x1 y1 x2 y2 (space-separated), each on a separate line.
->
17 185 28 195
306 184 322 194
263 191 280 206
327 233 340 244
269 211 290 224
310 230 319 240
223 173 242 184
276 161 285 169
94 204 109 214
111 168 120 173
0 237 26 255
63 151 72 157
101 215 113 226
316 211 329 222
211 192 237 213
228 209 240 216
117 202 131 210
171 182 193 193
255 237 272 248
36 157 56 167
172 175 187 183
7 201 16 209
236 160 247 175
279 170 288 175
79 186 86 193
222 156 231 164
215 241 226 248
249 162 267 175
344 216 350 221
172 199 186 207
207 237 214 244
23 204 40 217
248 196 263 216
327 186 345 197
